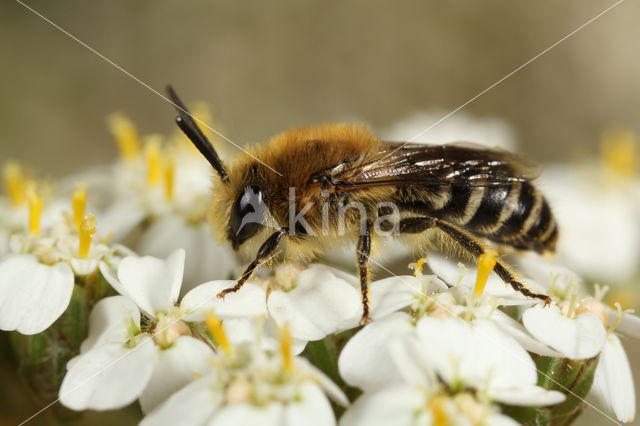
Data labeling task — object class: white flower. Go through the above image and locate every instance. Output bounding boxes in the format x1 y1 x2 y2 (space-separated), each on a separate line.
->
0 254 74 334
590 332 635 423
413 317 565 406
522 304 607 360
141 321 347 426
0 216 126 335
265 263 425 341
340 386 520 426
60 249 267 413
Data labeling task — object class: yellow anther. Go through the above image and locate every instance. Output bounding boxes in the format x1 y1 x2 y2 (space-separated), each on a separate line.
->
71 183 87 231
78 214 96 259
279 323 293 374
206 313 232 356
107 112 140 161
3 162 26 206
428 396 449 426
144 135 163 187
601 129 637 178
474 249 498 297
410 257 428 277
163 155 175 201
27 183 42 235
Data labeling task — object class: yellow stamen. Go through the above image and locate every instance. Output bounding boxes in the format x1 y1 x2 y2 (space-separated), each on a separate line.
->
144 135 163 187
428 396 450 426
71 183 87 231
3 162 26 206
27 183 42 235
205 313 232 356
163 154 175 201
78 214 96 259
107 112 140 161
600 129 637 178
279 323 293 374
410 257 428 277
474 249 498 297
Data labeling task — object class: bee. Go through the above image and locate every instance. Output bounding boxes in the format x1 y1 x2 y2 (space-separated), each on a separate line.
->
167 86 554 323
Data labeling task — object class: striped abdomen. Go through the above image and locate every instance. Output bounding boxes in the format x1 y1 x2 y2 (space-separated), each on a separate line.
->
403 181 558 253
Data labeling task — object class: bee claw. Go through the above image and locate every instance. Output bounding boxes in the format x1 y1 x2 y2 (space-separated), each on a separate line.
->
359 315 372 326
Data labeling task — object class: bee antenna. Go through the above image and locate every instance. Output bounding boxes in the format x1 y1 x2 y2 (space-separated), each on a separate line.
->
166 85 230 183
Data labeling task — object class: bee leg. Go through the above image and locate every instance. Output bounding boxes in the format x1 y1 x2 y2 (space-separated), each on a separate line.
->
356 220 373 325
217 228 288 299
432 219 551 305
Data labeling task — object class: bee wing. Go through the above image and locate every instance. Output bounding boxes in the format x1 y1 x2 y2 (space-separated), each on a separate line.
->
324 141 542 190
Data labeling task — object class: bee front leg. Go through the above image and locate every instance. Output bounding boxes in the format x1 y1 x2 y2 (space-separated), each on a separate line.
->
218 228 288 299
356 220 373 325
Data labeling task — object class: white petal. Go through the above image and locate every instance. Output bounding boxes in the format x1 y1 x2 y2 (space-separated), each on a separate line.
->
180 280 267 322
338 312 414 392
367 275 431 320
136 216 238 294
80 295 141 353
0 255 74 334
99 261 130 300
141 375 219 426
487 413 521 426
209 402 284 426
223 318 307 355
117 249 185 316
491 386 566 406
96 197 147 242
522 304 607 359
139 336 214 413
267 266 361 340
591 334 636 423
295 358 349 407
610 311 640 340
339 386 426 426
284 382 336 426
486 308 564 358
59 338 157 410
427 253 543 305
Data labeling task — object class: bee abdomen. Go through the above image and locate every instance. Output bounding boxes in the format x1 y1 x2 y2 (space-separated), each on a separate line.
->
432 181 557 253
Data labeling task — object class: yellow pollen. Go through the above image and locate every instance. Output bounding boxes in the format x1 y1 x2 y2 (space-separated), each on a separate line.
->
474 249 498 297
107 112 140 161
27 183 42 235
145 136 163 187
3 162 27 206
78 214 96 259
206 313 232 356
71 183 87 231
428 396 450 426
279 323 293 374
163 154 175 201
410 257 428 277
600 129 637 178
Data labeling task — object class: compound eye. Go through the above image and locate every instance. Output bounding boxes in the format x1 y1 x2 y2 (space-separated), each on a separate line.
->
230 186 266 248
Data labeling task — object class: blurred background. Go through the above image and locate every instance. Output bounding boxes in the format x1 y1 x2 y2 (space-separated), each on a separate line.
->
1 1 639 424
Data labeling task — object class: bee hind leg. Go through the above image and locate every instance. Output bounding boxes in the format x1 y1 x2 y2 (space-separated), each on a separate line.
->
432 218 551 305
395 216 551 305
217 228 288 298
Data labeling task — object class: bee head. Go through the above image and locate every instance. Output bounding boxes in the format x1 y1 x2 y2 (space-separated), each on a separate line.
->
229 185 267 250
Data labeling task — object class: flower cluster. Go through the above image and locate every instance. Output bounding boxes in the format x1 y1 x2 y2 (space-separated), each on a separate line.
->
1 112 639 425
